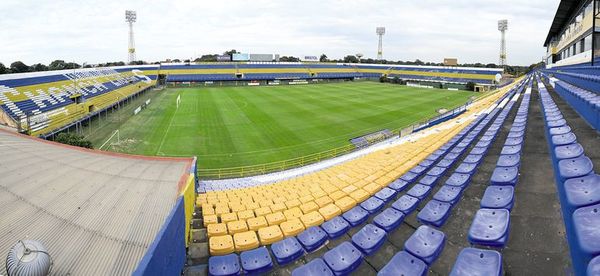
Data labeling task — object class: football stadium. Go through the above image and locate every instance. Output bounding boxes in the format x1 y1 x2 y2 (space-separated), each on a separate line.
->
1 0 599 275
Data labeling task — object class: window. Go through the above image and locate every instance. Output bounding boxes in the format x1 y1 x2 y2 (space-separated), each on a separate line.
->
585 35 592 52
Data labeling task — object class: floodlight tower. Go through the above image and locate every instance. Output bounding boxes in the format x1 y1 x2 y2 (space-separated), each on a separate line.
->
125 10 137 63
376 27 385 60
498 20 508 67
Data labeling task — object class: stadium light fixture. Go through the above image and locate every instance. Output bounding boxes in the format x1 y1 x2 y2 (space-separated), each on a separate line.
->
376 27 385 60
125 10 137 63
498 20 508 68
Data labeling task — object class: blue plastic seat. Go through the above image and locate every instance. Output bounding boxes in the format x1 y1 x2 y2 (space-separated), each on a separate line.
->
360 197 385 214
565 174 600 209
549 125 571 136
404 225 446 264
351 224 387 255
463 154 484 165
490 166 519 186
388 179 409 191
419 159 435 169
451 146 467 155
510 125 526 132
378 251 427 276
554 143 584 160
400 171 420 183
297 226 328 252
479 135 495 142
468 209 510 247
450 248 502 276
480 185 514 211
271 237 304 265
504 137 523 146
470 147 487 155
407 184 432 200
426 153 442 162
445 152 461 160
209 254 241 276
375 187 398 203
392 195 420 214
496 154 520 167
501 145 522 155
446 173 471 187
551 132 577 147
373 208 405 232
475 140 492 148
410 165 428 176
323 241 362 275
587 255 600 276
417 200 453 227
419 175 439 186
433 185 463 205
455 162 478 175
427 166 447 177
342 206 369 227
321 216 350 239
292 258 333 276
558 156 594 181
240 247 273 274
507 131 524 138
547 118 567 128
437 158 456 168
573 203 600 257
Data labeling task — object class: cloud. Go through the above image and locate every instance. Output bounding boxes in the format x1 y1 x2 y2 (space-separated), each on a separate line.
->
0 0 560 66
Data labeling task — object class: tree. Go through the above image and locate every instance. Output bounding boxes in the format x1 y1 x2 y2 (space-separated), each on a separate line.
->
30 63 49 72
53 133 93 149
465 81 476 91
49 60 67 70
0 63 8 74
343 55 359 63
485 63 498 68
319 54 328 62
172 59 181 63
198 54 218 62
10 61 29 73
279 56 300 62
224 49 238 56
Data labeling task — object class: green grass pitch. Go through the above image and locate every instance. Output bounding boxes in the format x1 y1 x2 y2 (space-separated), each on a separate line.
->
87 82 474 170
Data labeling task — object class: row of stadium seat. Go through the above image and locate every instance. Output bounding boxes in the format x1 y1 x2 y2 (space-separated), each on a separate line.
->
553 80 600 131
203 78 527 275
537 75 600 275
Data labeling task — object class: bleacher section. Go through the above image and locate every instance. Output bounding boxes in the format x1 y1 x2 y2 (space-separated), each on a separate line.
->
194 78 528 275
160 62 502 85
0 65 158 136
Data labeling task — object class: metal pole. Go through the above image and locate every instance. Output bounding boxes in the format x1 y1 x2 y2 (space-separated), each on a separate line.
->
593 0 597 66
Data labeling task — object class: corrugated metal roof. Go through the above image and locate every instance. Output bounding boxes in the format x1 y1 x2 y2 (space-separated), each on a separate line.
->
544 0 586 46
0 130 192 275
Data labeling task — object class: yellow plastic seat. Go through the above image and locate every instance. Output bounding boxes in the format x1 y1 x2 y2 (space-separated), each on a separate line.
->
203 214 218 227
319 203 342 221
364 183 381 195
227 220 248 234
312 189 326 198
247 216 268 231
300 211 325 228
233 231 259 252
272 197 287 204
285 199 301 209
299 195 314 204
229 203 246 213
202 207 215 216
259 199 274 208
237 210 255 221
283 207 303 221
299 201 319 214
280 219 305 237
349 189 370 203
342 185 358 194
270 202 287 213
315 196 333 208
209 235 234 256
220 212 238 224
266 212 286 226
207 223 228 238
245 202 260 210
330 190 346 201
335 196 357 212
258 225 284 245
254 206 271 217
214 206 230 216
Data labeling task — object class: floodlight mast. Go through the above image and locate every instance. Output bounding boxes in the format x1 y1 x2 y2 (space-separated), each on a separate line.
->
498 20 508 67
376 27 385 60
125 10 137 64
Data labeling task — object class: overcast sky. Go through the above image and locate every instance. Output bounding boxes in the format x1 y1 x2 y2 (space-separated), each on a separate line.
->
0 0 559 66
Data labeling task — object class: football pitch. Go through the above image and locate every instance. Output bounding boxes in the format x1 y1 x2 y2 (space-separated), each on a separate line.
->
87 82 474 170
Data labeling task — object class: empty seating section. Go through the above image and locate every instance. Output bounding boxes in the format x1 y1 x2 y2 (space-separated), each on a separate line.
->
202 78 529 275
0 65 158 135
537 73 600 274
160 62 501 84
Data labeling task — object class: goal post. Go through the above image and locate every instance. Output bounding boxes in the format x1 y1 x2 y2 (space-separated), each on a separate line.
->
99 129 120 150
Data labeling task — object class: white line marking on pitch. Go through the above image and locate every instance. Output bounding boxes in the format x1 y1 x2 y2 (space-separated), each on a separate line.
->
156 95 180 155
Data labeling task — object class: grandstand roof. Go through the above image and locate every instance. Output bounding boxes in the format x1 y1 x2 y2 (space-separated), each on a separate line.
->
543 0 585 46
0 130 193 275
